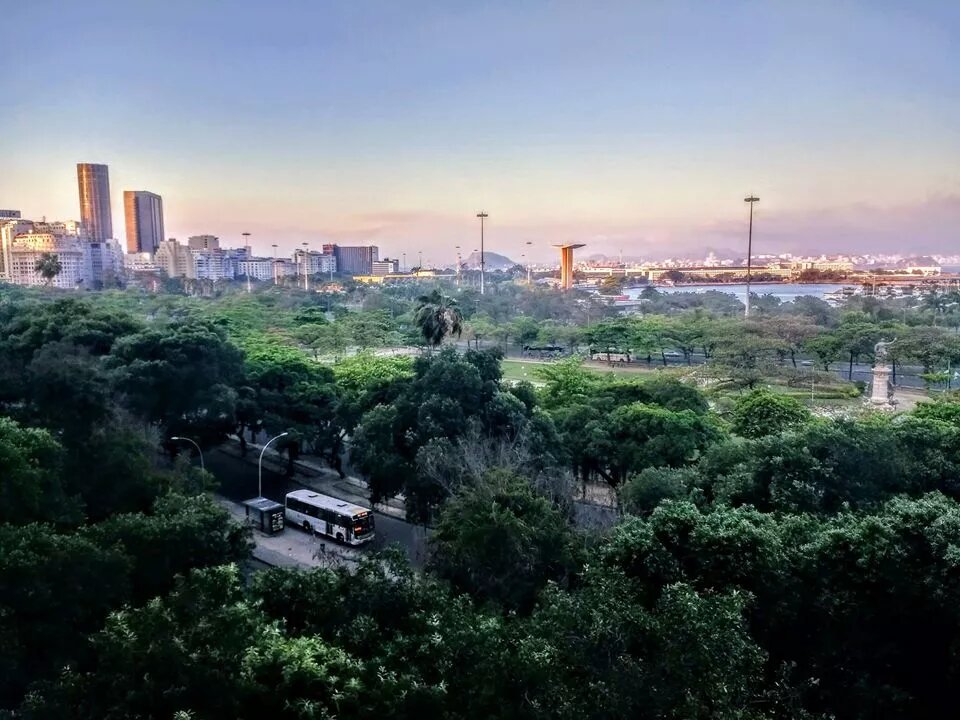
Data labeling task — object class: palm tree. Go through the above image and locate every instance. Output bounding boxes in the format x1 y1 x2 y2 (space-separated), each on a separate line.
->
415 289 464 348
34 253 62 286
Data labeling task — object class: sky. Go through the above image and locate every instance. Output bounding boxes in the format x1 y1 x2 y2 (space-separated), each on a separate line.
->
2 0 958 263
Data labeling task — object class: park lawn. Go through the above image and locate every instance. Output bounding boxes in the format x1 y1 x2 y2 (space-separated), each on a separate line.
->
501 358 669 384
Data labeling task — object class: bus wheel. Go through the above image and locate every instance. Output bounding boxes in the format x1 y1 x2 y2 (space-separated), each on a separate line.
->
302 521 312 534
336 533 344 543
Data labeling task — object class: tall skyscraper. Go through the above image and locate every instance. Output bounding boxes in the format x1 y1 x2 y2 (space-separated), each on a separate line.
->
123 191 165 254
77 163 113 241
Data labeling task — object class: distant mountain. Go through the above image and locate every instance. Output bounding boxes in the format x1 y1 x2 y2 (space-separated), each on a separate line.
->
462 251 516 270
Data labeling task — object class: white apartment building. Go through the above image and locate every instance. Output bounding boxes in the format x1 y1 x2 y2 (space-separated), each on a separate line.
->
293 250 336 276
7 232 87 288
371 258 399 276
1 218 33 280
155 238 196 278
192 248 236 281
238 258 274 281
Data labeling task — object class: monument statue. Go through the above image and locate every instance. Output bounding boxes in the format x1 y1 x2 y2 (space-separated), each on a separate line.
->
874 338 896 363
869 338 897 409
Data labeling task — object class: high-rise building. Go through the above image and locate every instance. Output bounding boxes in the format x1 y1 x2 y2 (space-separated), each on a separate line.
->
77 163 113 242
323 243 378 275
188 234 219 250
123 191 165 254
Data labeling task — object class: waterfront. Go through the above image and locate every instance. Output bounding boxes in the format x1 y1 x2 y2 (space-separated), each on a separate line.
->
625 283 850 302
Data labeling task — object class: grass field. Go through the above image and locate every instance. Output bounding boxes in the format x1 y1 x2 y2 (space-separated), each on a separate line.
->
499 357 901 410
501 358 667 384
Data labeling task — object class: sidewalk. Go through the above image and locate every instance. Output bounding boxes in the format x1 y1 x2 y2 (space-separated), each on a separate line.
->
221 437 408 520
217 496 359 570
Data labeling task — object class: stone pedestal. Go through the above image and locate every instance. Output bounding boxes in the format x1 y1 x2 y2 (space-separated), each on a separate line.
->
869 363 896 409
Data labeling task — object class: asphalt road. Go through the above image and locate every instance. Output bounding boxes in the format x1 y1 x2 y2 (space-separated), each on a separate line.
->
207 448 428 567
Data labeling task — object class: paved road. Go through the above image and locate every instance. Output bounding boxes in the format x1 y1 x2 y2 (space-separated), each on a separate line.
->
207 448 428 567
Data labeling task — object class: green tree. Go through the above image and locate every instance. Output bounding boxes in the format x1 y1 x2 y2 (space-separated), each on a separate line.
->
589 403 720 488
731 389 812 438
428 471 581 612
0 416 81 525
34 252 63 286
621 466 699 516
414 289 464 347
110 321 243 441
804 332 843 371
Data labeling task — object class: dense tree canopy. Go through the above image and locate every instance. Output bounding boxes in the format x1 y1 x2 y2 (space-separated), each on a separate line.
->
6 280 960 719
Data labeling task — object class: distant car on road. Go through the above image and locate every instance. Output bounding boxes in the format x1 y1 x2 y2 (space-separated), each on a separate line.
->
663 351 682 359
800 360 813 366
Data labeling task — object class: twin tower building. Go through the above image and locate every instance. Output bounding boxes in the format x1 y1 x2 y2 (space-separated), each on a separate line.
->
77 163 164 254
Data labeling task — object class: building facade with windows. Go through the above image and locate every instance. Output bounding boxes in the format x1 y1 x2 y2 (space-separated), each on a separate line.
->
188 234 220 250
237 258 275 281
155 238 196 278
77 163 113 242
124 191 165 254
371 258 399 276
7 231 87 288
323 243 378 275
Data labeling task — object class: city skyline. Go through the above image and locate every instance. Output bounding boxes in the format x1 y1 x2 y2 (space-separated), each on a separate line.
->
3 2 958 260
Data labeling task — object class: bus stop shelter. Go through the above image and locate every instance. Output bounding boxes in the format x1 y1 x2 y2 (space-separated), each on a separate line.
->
242 497 285 535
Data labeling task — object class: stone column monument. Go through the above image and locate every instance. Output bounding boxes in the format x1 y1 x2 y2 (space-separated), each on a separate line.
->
869 338 897 409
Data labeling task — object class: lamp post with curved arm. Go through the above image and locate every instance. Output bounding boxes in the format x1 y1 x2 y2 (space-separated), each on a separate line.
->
258 432 289 498
170 436 204 472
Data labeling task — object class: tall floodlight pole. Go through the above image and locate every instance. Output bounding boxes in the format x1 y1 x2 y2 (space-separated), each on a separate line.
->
242 232 252 293
302 242 310 291
402 252 406 273
271 244 278 284
476 211 488 295
455 245 462 286
744 195 759 317
526 241 532 284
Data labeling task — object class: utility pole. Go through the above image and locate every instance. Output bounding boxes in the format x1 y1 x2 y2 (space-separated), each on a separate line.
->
242 232 251 293
476 211 488 295
744 195 759 317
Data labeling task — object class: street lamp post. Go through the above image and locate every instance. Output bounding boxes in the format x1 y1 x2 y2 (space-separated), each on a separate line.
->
170 436 205 472
476 211 488 295
744 195 759 317
258 432 289 498
242 232 252 293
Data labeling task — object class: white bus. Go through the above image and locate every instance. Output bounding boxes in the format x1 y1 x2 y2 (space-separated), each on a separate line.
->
284 489 376 546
